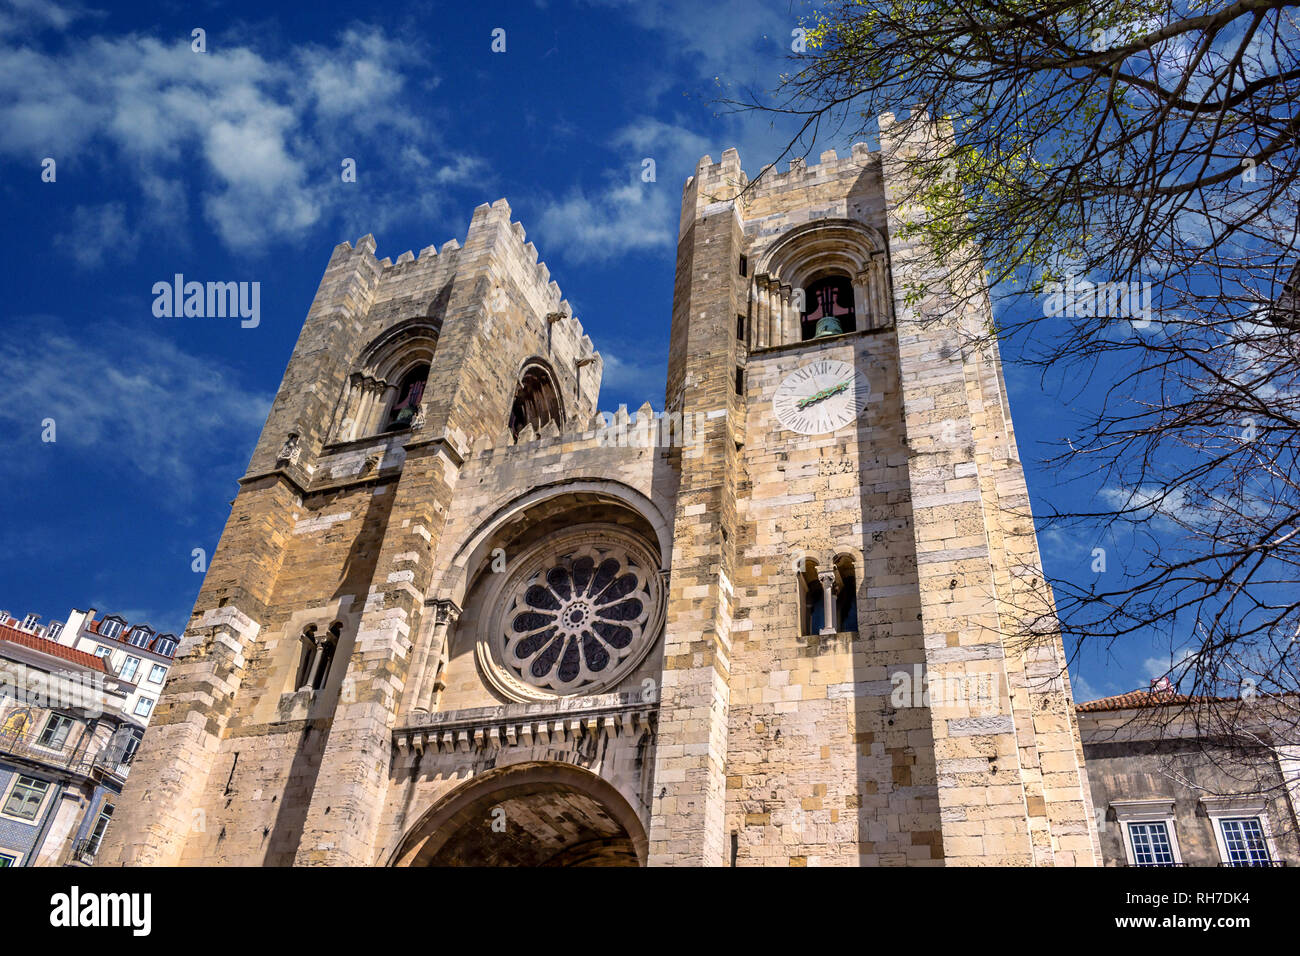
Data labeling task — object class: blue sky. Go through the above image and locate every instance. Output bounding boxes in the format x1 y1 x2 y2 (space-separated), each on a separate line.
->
0 0 1174 701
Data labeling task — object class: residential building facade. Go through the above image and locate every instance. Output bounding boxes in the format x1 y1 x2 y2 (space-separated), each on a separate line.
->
1079 690 1299 867
0 619 134 866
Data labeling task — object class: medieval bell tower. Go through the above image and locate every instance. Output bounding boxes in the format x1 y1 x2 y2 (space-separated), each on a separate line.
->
99 113 1099 868
650 111 1100 866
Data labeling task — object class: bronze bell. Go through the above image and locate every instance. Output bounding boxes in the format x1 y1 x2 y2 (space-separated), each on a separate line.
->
812 314 843 338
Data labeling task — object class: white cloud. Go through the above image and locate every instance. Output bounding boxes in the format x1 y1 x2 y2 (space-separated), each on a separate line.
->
1143 646 1196 682
540 176 674 262
598 351 667 405
54 202 138 270
538 117 714 262
1098 483 1193 527
0 24 476 257
0 318 271 505
1069 668 1102 702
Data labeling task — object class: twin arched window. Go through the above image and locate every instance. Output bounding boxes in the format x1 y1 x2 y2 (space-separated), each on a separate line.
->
296 622 342 692
799 555 859 636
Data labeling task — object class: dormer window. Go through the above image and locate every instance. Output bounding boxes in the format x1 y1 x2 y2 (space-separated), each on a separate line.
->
99 618 124 639
801 276 856 341
128 627 153 648
154 635 178 657
384 364 428 432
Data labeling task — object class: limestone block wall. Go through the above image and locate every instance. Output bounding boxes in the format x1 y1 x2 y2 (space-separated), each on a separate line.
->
100 200 609 867
727 332 941 866
421 414 680 716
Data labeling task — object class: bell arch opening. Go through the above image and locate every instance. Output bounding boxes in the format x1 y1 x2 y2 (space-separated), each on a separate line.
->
749 219 893 348
509 360 564 438
329 319 438 442
801 274 858 340
389 762 648 867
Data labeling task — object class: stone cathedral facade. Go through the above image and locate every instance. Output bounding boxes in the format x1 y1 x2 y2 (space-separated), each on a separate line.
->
99 113 1101 867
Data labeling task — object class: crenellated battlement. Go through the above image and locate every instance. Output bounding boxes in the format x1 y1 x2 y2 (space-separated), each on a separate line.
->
680 142 883 234
462 400 682 465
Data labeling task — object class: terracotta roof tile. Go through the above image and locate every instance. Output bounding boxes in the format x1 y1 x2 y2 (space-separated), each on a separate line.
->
1075 689 1235 712
0 623 108 672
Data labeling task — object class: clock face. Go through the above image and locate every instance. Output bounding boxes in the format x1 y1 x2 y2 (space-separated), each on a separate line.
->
772 359 869 436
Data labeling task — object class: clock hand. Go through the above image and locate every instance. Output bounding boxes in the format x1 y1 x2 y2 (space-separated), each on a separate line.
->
795 380 850 410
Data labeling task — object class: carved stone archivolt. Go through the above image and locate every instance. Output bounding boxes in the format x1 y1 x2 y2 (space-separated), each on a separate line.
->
750 219 895 347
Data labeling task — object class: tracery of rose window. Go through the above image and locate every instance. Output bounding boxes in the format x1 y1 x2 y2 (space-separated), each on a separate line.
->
500 544 654 693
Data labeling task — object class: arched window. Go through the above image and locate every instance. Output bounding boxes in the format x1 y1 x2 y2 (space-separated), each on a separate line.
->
801 276 856 341
834 555 858 633
384 364 429 432
295 624 341 692
508 363 563 438
798 556 858 635
295 626 317 690
798 559 823 637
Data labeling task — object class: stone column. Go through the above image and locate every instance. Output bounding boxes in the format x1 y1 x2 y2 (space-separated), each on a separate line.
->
414 601 459 712
780 284 798 344
337 373 365 441
818 570 838 635
305 632 331 689
753 277 769 349
767 280 781 347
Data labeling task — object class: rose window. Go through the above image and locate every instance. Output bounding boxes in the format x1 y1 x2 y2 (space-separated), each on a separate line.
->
501 544 654 693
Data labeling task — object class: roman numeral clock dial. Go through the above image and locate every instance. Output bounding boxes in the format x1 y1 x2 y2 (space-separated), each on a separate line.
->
771 359 869 436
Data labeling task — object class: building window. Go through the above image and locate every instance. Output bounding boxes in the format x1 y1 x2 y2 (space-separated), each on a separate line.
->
1202 797 1276 866
122 731 142 765
739 255 748 277
21 614 38 630
86 804 114 856
736 314 746 341
120 656 140 682
1112 799 1181 866
154 635 178 657
37 713 74 750
0 852 16 866
800 276 856 341
99 618 123 639
127 628 152 648
133 697 154 718
508 362 563 439
47 622 63 639
147 664 167 684
1219 818 1272 866
798 560 823 636
384 364 429 431
295 623 341 692
734 367 745 396
494 535 661 697
94 646 111 659
4 775 50 821
834 555 858 633
1128 822 1177 866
